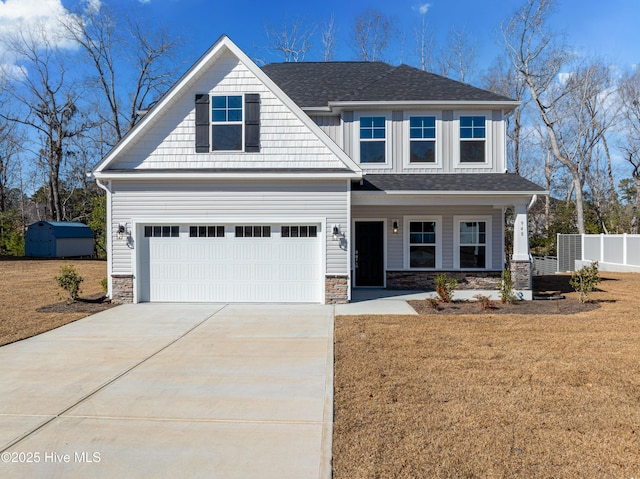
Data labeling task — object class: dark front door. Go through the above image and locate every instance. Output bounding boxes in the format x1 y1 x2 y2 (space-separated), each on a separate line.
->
355 221 384 287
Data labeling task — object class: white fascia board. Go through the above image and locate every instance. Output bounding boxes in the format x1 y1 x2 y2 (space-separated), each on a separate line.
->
93 170 362 180
326 100 520 113
351 191 547 207
382 190 548 196
93 35 362 176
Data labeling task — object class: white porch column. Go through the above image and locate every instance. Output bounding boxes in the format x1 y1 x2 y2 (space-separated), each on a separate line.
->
512 202 530 261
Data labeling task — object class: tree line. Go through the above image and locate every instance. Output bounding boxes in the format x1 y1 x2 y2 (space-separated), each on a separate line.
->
1 0 638 257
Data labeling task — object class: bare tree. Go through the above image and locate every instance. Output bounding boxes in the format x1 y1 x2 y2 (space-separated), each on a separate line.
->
62 5 183 144
501 0 600 233
265 17 316 62
414 11 434 71
618 68 640 232
438 26 477 83
321 14 337 62
0 25 92 221
352 9 397 62
484 55 530 175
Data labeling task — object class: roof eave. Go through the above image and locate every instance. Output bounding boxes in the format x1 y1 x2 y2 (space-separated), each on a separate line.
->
323 100 520 113
352 190 548 196
93 170 363 180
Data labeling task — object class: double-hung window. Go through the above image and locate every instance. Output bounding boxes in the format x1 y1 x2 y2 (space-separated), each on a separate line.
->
359 116 386 163
405 217 441 269
211 95 243 151
409 116 436 163
459 116 486 163
457 219 488 269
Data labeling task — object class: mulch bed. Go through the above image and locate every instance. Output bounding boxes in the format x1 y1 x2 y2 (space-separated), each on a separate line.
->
36 293 116 314
408 297 599 315
408 273 603 315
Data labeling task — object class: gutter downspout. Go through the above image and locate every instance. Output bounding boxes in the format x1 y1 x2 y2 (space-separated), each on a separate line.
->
95 178 113 300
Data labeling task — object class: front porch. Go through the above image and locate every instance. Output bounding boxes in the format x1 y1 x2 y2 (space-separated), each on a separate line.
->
348 173 542 301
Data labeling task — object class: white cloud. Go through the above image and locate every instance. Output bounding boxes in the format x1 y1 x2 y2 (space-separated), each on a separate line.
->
0 0 83 54
413 3 431 15
84 0 102 15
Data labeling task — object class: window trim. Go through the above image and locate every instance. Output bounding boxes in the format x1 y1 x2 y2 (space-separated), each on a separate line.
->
454 112 492 169
210 93 245 153
403 112 442 169
354 112 392 168
453 215 493 270
403 216 442 270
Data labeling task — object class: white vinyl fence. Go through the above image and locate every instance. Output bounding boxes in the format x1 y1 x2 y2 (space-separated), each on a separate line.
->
537 234 640 274
578 234 640 272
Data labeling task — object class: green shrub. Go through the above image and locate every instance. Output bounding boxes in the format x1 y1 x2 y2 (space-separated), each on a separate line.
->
499 267 517 304
435 273 457 303
55 265 84 302
100 277 108 294
570 261 601 303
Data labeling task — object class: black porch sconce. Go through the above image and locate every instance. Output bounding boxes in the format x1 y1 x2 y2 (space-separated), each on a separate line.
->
332 224 342 241
392 220 399 234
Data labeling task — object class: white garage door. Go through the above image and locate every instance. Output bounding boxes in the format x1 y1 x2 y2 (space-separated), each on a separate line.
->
139 224 322 303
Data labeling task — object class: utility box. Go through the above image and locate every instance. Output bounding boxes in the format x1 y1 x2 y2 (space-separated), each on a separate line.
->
25 221 94 257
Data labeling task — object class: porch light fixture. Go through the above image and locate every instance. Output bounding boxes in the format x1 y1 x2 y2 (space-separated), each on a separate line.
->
332 224 341 241
392 220 399 234
117 223 130 240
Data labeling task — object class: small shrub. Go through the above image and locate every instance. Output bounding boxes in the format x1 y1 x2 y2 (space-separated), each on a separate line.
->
55 265 84 302
570 261 601 303
426 297 441 311
100 277 108 294
435 273 457 303
499 267 517 304
474 294 497 311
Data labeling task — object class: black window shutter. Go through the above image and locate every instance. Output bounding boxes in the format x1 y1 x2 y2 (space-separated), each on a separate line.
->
244 93 260 153
195 94 210 153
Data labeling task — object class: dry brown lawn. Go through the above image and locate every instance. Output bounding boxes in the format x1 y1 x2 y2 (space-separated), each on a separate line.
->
0 257 110 346
333 273 640 478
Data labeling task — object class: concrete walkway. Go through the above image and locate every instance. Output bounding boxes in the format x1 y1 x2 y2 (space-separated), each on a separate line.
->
0 303 334 479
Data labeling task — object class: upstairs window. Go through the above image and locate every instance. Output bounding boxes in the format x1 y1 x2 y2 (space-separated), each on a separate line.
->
195 93 260 153
459 116 486 163
211 95 243 151
359 116 386 163
409 116 436 163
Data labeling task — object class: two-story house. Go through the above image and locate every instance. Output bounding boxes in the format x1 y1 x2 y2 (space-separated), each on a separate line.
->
92 35 545 304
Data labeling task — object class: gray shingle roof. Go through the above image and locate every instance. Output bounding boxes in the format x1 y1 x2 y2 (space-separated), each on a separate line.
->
261 62 514 108
352 174 546 193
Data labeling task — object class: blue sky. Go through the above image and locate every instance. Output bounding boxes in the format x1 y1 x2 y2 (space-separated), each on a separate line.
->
99 0 640 73
1 0 638 79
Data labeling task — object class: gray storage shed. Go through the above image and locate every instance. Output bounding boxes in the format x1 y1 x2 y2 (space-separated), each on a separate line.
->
25 221 94 257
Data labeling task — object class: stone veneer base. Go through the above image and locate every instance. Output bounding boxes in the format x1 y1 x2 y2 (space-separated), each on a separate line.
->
325 275 349 304
386 270 502 290
111 274 134 304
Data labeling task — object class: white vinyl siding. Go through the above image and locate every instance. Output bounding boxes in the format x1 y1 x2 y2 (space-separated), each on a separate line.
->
110 179 349 279
351 205 502 270
110 50 346 171
310 115 342 147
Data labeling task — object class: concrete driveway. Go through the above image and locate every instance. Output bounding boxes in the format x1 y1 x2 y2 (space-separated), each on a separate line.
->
0 303 334 479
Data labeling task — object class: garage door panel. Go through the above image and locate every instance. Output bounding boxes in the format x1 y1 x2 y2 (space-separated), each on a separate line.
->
145 224 322 303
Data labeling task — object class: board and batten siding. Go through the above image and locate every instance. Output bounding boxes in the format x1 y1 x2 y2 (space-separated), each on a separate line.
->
109 49 346 171
340 109 506 174
110 179 349 276
352 204 503 270
309 115 342 147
